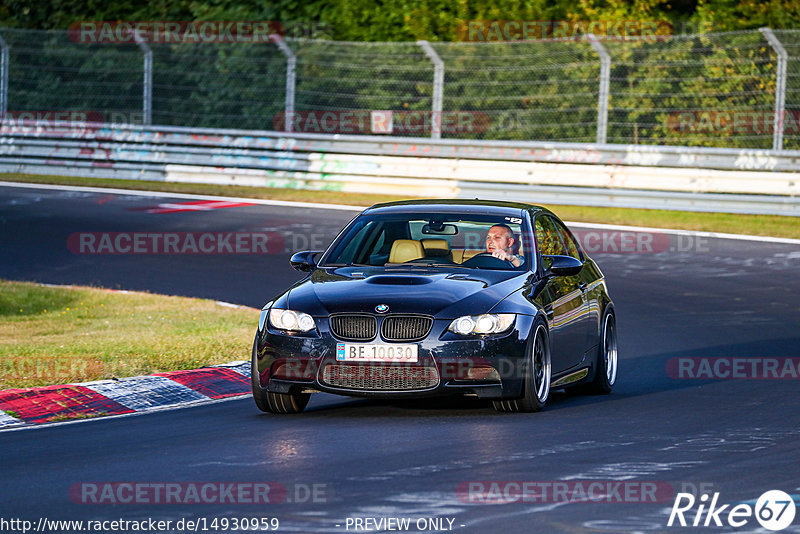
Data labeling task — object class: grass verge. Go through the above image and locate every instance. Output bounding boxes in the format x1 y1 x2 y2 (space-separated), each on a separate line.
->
2 173 799 239
0 280 255 390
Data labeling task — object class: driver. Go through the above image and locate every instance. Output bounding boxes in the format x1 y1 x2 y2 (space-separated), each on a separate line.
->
486 224 523 267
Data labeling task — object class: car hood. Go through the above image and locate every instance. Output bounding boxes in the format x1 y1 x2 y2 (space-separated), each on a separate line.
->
284 267 527 318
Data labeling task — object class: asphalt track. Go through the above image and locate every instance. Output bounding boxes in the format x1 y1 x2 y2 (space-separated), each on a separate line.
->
1 183 800 533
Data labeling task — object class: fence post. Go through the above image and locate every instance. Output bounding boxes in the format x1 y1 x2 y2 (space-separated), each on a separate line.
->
417 40 444 139
270 34 296 132
0 32 9 120
132 30 152 126
587 34 610 145
760 27 787 151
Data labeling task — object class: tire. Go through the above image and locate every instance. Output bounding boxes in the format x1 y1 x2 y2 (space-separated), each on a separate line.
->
585 309 618 395
493 319 551 413
251 336 310 414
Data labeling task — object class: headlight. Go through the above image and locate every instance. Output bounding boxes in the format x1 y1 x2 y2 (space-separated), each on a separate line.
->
257 301 274 332
268 308 317 332
449 314 515 335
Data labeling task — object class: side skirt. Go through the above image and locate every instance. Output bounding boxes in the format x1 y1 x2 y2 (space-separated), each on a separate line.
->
551 368 589 388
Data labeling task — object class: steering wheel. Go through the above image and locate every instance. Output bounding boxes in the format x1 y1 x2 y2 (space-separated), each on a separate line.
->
462 252 515 269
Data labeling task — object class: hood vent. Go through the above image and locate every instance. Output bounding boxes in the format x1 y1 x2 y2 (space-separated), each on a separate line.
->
365 275 432 286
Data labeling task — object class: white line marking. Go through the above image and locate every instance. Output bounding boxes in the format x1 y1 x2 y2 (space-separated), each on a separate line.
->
215 300 255 310
0 410 23 427
3 180 799 244
0 180 365 212
565 220 800 245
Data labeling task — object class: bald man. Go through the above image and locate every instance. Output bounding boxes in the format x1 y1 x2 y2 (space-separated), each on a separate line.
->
485 224 522 267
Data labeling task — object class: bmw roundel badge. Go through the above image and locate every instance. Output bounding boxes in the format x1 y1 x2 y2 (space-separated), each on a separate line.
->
375 304 389 313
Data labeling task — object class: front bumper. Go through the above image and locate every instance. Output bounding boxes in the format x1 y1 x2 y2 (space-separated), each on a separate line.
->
253 315 534 400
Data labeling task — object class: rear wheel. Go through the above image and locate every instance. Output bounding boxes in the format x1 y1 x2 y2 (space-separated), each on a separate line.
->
585 309 617 394
493 320 551 413
251 337 310 414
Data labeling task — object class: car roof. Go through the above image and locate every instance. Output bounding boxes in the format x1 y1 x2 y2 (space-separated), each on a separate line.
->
364 198 551 217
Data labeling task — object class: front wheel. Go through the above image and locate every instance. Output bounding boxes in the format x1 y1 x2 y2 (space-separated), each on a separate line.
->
251 336 310 414
585 309 617 394
493 320 551 413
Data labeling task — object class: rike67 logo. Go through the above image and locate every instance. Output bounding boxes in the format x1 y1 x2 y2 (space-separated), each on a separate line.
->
668 490 796 531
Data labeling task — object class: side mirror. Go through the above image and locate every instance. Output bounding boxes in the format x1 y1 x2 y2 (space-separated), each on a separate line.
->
290 250 323 272
543 255 583 277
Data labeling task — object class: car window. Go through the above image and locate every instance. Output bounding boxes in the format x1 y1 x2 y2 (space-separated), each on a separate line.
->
333 220 387 264
535 216 568 256
334 220 372 264
550 217 582 260
409 220 453 248
321 212 529 270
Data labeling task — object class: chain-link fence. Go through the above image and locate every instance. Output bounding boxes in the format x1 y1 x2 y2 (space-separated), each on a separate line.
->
2 26 800 149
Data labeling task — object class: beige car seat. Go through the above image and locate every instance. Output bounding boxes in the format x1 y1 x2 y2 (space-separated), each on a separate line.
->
388 239 425 263
421 238 452 261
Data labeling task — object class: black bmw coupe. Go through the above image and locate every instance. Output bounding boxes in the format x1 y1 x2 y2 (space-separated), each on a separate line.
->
252 199 617 413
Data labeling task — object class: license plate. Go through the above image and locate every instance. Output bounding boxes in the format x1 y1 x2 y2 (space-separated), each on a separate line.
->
336 343 418 363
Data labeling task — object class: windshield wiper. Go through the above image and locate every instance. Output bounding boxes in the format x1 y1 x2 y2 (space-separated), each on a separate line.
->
385 263 452 269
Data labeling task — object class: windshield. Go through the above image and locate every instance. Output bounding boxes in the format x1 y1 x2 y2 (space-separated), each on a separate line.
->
320 212 533 271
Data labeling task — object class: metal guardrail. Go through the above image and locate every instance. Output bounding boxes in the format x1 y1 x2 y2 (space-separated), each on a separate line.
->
1 122 799 216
